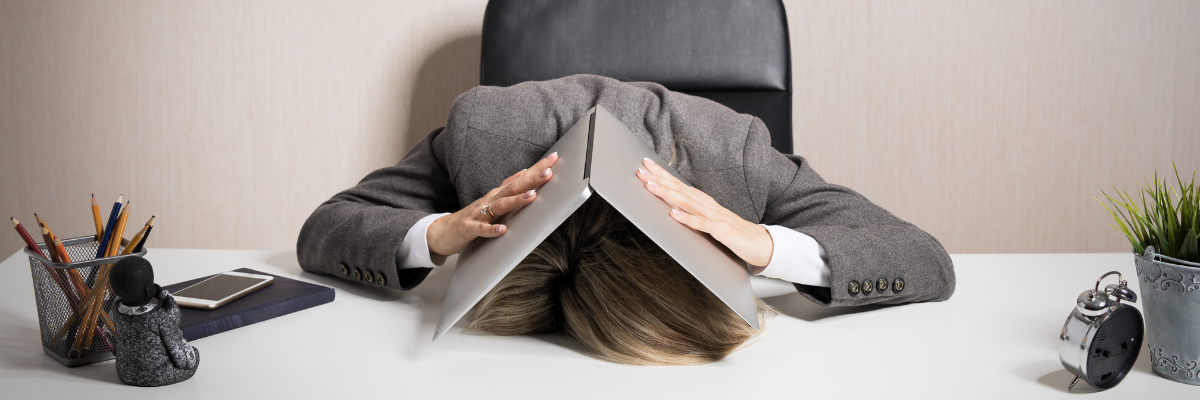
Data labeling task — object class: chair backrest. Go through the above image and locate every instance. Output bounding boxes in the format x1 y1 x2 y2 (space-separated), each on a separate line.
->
481 0 793 154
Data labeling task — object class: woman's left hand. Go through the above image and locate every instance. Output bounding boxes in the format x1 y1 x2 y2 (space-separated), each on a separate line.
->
636 158 774 271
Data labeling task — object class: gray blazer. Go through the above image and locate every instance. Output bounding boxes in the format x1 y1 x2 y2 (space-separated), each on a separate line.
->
297 75 954 307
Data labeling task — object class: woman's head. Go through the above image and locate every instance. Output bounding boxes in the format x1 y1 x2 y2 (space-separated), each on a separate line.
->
466 196 769 365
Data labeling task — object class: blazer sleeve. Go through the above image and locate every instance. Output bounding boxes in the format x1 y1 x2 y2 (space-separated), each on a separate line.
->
744 119 955 307
296 127 461 290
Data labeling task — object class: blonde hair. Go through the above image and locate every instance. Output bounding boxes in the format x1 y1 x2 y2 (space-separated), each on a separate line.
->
466 196 771 365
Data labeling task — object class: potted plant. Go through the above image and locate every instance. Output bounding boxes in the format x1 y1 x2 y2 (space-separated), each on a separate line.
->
1099 164 1200 385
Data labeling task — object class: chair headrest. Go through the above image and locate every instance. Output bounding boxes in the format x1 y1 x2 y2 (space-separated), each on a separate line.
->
482 0 791 92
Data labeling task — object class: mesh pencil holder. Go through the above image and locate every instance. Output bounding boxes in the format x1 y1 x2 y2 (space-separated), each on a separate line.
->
24 235 147 367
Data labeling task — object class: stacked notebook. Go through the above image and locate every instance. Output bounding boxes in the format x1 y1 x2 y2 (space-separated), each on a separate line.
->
163 268 334 341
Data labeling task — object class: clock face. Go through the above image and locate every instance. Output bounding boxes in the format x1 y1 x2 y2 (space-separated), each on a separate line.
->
1086 306 1144 390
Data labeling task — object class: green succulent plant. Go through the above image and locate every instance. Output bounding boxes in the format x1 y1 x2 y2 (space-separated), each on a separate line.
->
1098 163 1200 263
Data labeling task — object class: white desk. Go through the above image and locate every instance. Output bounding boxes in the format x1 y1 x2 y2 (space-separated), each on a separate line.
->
0 249 1195 398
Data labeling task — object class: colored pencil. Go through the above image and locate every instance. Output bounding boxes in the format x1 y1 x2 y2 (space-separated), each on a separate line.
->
94 195 123 260
107 202 129 257
10 217 48 259
34 214 61 263
37 214 106 350
35 214 89 294
38 222 81 290
88 195 123 287
123 216 153 256
131 216 154 253
91 194 104 240
27 217 115 351
79 202 130 349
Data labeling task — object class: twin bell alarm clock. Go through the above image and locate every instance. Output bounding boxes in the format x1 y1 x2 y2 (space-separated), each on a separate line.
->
1058 271 1144 391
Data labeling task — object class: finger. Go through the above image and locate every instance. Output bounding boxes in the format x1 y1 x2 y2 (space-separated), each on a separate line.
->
479 189 538 219
499 152 558 197
669 208 709 234
501 169 526 186
644 179 694 213
638 158 696 196
641 158 686 187
468 220 507 238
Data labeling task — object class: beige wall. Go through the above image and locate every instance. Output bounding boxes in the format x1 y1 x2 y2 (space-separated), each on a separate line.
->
1 0 1197 255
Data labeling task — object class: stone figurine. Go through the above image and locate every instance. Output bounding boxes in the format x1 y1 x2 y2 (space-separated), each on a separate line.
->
108 257 199 386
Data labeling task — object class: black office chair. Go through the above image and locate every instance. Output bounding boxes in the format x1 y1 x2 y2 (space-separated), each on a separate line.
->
480 0 793 154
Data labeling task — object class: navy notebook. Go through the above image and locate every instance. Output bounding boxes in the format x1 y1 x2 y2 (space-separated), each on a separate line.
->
162 268 335 341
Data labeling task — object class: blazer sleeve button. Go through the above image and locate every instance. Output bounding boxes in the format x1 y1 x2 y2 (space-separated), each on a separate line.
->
339 264 349 276
364 270 375 283
848 280 860 296
893 278 905 293
862 279 874 294
877 278 889 293
352 268 363 281
376 273 386 286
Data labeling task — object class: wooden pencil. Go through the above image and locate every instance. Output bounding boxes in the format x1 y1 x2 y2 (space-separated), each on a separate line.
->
94 194 123 260
38 220 93 300
132 215 154 252
33 214 61 263
91 194 104 240
34 214 89 293
79 202 130 349
10 217 48 259
123 216 153 256
31 217 115 351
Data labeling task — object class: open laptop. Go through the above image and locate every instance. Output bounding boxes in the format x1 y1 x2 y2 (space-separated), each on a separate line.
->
434 106 758 339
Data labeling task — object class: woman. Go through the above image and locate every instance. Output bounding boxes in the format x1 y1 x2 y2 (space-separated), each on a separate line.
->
297 75 955 365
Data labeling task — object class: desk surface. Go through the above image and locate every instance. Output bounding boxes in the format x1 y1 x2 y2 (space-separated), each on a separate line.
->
0 248 1196 398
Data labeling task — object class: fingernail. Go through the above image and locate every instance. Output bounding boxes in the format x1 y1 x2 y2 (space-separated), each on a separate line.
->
648 180 659 188
671 209 680 215
643 157 656 165
637 168 648 175
523 189 535 199
540 168 551 178
495 225 504 233
546 152 558 159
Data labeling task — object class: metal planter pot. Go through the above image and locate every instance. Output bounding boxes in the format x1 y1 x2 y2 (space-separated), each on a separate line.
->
1135 247 1200 385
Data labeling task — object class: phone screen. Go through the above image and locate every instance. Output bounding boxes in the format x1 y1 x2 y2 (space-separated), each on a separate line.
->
175 274 269 301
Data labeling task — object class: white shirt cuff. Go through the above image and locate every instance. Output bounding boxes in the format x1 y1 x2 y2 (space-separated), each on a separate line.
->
756 224 831 287
396 213 452 269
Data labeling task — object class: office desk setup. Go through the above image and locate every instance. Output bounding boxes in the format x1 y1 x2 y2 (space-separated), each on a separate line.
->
0 248 1194 398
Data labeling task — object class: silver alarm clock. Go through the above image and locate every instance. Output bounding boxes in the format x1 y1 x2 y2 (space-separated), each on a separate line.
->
1059 271 1145 391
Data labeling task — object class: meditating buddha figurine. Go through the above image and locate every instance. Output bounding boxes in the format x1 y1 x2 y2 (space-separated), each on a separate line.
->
108 257 200 386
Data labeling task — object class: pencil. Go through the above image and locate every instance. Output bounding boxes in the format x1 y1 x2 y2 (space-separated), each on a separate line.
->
35 216 111 351
131 216 154 253
33 214 61 263
65 216 153 349
122 216 153 255
11 217 48 259
88 195 123 286
105 202 129 257
34 214 88 293
91 194 104 240
94 194 123 260
84 218 152 325
80 202 130 349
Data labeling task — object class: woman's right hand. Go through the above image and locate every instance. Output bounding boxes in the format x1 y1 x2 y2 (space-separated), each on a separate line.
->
426 152 559 256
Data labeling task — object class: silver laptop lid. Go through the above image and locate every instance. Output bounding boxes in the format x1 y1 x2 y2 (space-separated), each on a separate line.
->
434 106 758 340
433 109 594 340
587 107 759 329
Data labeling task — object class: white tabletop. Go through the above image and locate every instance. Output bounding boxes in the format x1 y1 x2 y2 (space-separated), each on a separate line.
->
0 248 1195 398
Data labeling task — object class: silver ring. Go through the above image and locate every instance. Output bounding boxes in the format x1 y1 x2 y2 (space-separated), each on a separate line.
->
481 203 497 219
